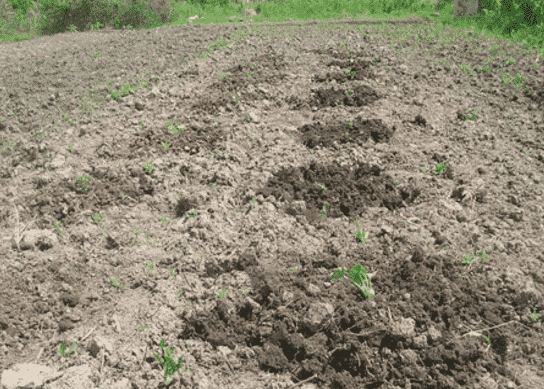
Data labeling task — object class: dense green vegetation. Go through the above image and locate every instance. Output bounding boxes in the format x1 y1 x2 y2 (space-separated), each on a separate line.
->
0 0 543 58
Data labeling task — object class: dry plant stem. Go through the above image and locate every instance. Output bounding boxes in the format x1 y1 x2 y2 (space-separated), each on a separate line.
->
100 349 105 379
140 344 147 369
81 326 97 342
10 198 37 249
120 330 139 352
182 271 195 289
221 350 235 373
29 347 44 364
459 320 535 337
286 374 318 388
11 199 20 251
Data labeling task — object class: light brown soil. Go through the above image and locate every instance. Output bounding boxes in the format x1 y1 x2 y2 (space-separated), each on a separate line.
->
1 12 544 389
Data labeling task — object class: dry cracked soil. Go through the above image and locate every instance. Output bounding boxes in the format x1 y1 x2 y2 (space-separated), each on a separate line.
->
1 12 544 389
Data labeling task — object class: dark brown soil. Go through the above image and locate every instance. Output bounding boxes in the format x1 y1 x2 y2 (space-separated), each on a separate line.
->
1 13 544 389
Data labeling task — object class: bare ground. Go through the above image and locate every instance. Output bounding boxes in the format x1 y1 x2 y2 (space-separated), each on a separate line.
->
1 13 544 389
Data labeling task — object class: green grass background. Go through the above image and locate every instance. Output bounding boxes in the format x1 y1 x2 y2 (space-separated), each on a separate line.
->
0 0 543 59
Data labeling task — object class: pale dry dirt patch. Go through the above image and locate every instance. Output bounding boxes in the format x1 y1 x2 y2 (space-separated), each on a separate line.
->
1 13 544 389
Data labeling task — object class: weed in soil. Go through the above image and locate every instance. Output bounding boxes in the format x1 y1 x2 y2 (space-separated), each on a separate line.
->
1 7 544 389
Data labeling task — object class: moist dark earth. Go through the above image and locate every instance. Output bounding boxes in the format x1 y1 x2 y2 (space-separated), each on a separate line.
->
1 13 544 389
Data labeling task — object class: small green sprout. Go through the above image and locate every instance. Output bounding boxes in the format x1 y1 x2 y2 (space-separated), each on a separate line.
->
151 339 185 386
59 342 78 357
330 264 376 298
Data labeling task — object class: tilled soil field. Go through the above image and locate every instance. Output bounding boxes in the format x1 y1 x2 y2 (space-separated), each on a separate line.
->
1 13 544 389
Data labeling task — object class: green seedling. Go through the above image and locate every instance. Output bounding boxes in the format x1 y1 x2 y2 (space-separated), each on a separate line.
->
214 289 228 299
143 262 156 276
330 264 376 299
59 342 78 358
176 287 184 300
196 253 204 273
110 277 123 292
462 109 478 121
241 290 251 295
352 220 367 244
53 221 64 236
320 203 329 218
167 122 186 136
0 140 15 157
210 149 222 159
151 339 185 386
107 82 132 101
76 176 92 193
314 182 328 191
143 157 155 173
530 304 541 323
459 249 489 281
130 225 143 245
434 163 448 176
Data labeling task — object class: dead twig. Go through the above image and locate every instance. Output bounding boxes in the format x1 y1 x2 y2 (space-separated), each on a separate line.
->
140 344 147 369
447 320 535 347
80 326 97 342
286 374 317 389
221 351 235 373
27 347 44 364
100 349 105 379
10 199 20 251
9 199 38 251
460 320 522 337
